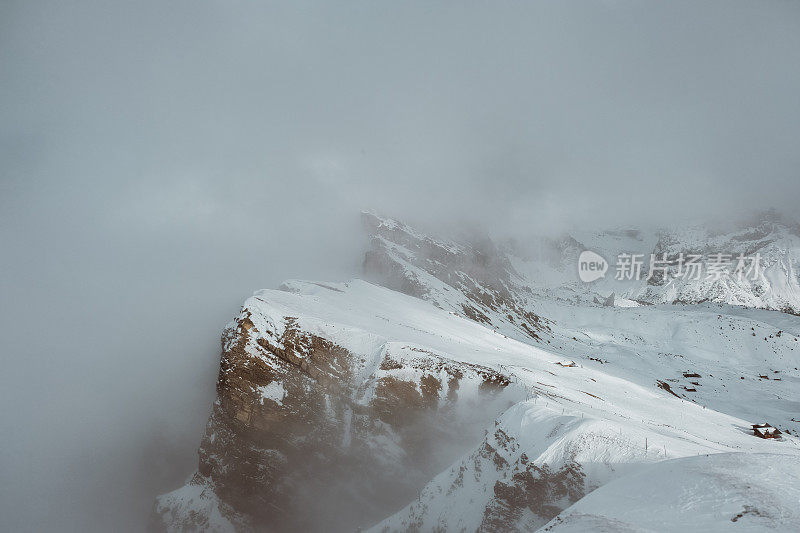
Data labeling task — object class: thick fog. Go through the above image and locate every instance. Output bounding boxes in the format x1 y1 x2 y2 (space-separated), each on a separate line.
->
2 1 799 531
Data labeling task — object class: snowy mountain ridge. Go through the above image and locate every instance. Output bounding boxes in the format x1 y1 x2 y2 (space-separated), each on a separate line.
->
154 211 800 532
511 210 800 315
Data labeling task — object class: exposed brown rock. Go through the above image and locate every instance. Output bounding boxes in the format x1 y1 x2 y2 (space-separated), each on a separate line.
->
155 304 518 532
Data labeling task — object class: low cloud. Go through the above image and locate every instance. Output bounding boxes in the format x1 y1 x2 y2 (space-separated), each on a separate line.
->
2 1 799 530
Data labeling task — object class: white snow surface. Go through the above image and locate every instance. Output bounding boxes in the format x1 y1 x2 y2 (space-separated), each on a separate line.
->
539 452 800 531
155 476 246 532
161 212 800 531
225 278 800 531
257 381 285 406
515 217 800 315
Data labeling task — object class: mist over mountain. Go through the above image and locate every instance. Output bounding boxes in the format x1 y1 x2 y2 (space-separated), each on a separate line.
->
2 1 800 532
155 211 800 531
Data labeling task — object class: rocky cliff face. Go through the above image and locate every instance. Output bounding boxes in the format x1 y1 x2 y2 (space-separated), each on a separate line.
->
152 280 523 532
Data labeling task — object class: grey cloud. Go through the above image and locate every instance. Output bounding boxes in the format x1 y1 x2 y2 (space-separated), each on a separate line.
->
1 1 799 530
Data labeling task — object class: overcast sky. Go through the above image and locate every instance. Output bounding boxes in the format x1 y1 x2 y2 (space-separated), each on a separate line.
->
2 1 799 530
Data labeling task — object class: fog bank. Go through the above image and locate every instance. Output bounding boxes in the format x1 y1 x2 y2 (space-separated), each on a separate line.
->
2 1 799 530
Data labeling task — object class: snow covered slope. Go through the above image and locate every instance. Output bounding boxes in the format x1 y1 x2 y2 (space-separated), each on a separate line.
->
512 211 800 315
539 453 800 531
362 211 552 342
155 279 800 531
155 212 800 532
153 280 528 532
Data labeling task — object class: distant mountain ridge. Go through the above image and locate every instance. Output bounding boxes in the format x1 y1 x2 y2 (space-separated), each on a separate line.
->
361 211 551 339
363 209 800 315
535 210 800 314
